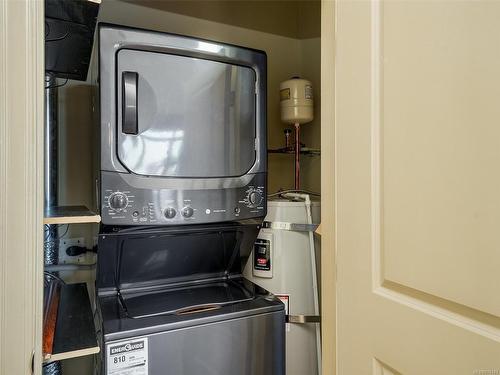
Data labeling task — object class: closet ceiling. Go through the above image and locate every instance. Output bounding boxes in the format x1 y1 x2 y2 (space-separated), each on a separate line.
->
120 0 320 39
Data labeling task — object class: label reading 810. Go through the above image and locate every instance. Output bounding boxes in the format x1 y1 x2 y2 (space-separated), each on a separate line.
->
107 338 148 375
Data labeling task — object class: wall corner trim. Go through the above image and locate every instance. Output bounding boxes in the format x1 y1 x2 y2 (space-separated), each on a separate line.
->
0 1 44 373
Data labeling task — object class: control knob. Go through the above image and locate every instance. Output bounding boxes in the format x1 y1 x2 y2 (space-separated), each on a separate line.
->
247 190 263 208
182 206 194 218
164 207 177 219
108 192 128 211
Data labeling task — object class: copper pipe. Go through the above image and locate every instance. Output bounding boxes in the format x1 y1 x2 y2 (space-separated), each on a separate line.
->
294 122 300 190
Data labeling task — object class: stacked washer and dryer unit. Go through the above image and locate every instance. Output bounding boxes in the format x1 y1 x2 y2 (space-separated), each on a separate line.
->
93 24 285 375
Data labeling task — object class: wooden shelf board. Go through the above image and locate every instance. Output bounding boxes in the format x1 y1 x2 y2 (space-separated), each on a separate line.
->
44 205 101 225
45 346 100 363
43 283 100 364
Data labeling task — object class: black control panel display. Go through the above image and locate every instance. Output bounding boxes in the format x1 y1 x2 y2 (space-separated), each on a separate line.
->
254 238 271 271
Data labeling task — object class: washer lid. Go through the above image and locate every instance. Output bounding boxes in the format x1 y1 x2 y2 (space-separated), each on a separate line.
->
120 280 254 319
98 277 284 341
96 220 261 292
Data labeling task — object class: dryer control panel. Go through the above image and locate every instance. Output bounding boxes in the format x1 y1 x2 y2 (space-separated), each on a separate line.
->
100 171 266 226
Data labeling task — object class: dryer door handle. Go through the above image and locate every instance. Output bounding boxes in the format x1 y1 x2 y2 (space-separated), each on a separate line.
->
122 71 138 135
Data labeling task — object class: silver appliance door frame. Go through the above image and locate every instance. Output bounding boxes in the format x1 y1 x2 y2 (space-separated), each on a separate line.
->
98 24 267 190
116 49 258 178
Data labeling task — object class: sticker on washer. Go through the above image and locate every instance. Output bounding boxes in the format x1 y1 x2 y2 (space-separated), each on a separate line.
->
275 294 291 332
107 338 148 375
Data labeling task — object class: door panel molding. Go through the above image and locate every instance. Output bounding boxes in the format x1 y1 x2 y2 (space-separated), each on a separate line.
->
0 1 44 374
370 0 384 290
376 281 500 342
369 0 500 343
372 358 401 375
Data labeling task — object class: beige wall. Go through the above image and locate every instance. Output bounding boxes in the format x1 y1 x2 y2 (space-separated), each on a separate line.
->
121 0 321 39
58 82 96 244
299 37 321 193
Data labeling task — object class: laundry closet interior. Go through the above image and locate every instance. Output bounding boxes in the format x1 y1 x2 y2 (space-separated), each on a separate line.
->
43 1 322 374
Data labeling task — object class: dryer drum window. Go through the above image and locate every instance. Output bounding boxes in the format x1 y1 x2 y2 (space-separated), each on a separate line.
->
116 49 257 178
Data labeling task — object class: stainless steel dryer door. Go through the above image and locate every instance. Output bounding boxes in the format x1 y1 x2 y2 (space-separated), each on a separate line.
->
116 48 257 178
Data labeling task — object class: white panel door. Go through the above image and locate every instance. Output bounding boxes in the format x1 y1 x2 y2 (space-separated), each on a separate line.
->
335 1 500 374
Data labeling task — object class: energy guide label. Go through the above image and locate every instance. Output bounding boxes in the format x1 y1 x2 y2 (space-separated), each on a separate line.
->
107 338 148 375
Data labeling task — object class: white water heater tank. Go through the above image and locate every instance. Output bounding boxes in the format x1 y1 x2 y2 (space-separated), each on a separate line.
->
243 199 321 375
280 77 314 124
